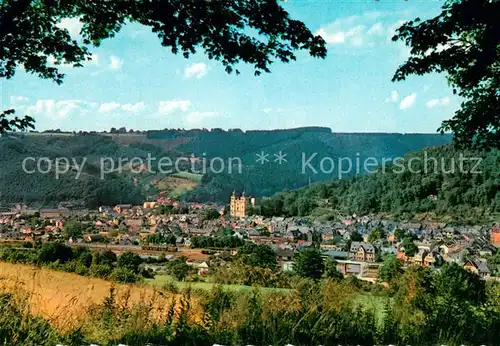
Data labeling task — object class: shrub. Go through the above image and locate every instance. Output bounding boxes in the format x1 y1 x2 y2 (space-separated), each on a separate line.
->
22 242 33 249
75 263 89 276
46 260 62 271
73 247 93 267
37 243 73 264
60 260 77 273
162 279 179 294
6 250 35 264
109 268 142 284
138 267 155 279
89 264 113 279
117 251 143 273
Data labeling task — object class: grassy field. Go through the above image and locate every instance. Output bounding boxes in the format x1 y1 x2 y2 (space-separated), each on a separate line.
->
25 132 75 136
152 173 202 197
171 171 203 182
167 184 197 198
0 260 389 336
146 274 289 293
147 275 388 322
0 262 179 331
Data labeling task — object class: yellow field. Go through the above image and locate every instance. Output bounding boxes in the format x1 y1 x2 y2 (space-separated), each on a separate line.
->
0 262 187 332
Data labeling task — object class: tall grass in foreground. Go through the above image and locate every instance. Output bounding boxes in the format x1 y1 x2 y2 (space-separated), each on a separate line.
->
0 271 499 345
0 292 62 345
70 279 380 346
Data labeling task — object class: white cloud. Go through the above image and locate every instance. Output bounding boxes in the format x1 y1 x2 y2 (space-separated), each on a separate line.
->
25 99 92 120
262 107 285 114
399 93 417 110
385 90 399 103
54 101 80 119
56 18 83 38
87 54 99 66
32 100 55 114
315 28 345 45
18 99 151 130
121 102 146 113
186 112 220 124
362 11 386 21
316 12 394 47
345 25 365 46
426 97 450 109
16 98 215 130
99 101 147 113
9 95 29 105
367 22 384 36
157 100 191 115
110 56 123 70
99 102 121 113
184 63 208 79
387 20 406 41
46 55 56 65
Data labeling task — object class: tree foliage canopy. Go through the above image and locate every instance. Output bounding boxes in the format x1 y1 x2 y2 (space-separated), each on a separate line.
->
236 242 277 269
117 251 142 274
63 221 86 240
0 0 326 132
293 247 324 279
1 0 326 80
393 0 500 149
378 254 402 283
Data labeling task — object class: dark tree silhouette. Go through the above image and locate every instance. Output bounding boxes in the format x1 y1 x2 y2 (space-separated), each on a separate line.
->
0 109 34 134
392 0 500 149
0 0 326 132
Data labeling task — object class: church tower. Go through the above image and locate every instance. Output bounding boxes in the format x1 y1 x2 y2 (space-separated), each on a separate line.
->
229 191 251 218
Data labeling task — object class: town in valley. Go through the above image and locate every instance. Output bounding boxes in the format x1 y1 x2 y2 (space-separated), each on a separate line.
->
1 190 498 282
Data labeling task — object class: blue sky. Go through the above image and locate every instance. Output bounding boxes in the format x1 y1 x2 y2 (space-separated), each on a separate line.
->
1 0 458 133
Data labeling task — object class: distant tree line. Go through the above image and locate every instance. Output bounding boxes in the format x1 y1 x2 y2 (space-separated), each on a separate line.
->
190 236 244 249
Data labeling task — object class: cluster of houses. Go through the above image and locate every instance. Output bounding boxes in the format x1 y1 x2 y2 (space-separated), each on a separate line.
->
0 201 217 245
0 201 499 281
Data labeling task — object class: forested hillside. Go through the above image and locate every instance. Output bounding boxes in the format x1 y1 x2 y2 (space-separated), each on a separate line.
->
256 146 500 222
0 128 452 207
0 135 148 207
148 127 452 160
178 128 452 201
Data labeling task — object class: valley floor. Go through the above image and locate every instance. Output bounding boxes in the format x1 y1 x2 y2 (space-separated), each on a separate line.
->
146 274 289 293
